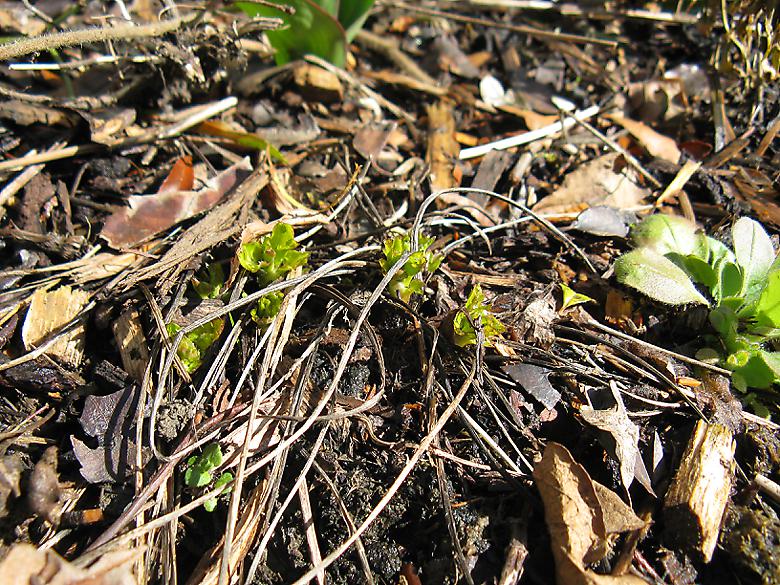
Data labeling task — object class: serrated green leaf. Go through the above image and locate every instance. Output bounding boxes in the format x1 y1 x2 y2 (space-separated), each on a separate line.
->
630 214 704 257
234 0 347 66
614 248 709 306
733 217 775 301
559 283 595 310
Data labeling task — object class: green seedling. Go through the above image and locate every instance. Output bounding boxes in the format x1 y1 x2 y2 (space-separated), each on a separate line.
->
379 232 442 303
234 0 376 67
614 214 780 401
193 263 225 299
251 290 285 329
166 318 224 374
237 223 309 287
559 283 595 311
453 284 505 347
184 443 233 512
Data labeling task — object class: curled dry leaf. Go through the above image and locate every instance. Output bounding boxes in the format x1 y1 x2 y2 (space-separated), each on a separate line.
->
101 157 252 249
534 153 650 216
26 446 61 524
580 383 653 494
605 113 681 164
533 443 647 585
0 543 137 585
71 385 139 483
0 453 22 519
503 363 561 410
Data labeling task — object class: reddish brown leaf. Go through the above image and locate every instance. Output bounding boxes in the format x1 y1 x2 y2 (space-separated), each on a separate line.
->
158 155 194 195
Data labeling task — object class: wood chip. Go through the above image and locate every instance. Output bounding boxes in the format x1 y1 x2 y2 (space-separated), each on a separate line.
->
21 285 90 367
663 420 735 562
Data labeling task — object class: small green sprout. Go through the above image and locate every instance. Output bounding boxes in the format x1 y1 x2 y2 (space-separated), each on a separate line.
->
193 263 225 299
251 290 285 329
379 232 442 303
614 214 780 405
166 318 224 374
235 0 376 67
184 443 233 512
559 283 595 311
237 223 309 287
453 284 505 347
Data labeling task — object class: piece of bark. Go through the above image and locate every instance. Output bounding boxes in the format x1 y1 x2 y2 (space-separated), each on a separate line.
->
471 150 513 199
426 100 460 191
293 63 343 103
112 309 150 384
663 420 735 562
21 285 90 367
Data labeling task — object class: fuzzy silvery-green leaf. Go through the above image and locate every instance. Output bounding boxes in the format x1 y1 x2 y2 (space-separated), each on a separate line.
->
614 248 709 306
704 236 736 265
630 214 705 258
732 217 775 301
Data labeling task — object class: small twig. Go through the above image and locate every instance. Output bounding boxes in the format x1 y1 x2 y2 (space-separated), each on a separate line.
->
393 2 618 47
459 106 600 159
0 15 196 61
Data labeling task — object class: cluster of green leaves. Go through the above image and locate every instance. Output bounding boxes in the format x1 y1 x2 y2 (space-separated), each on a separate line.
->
193 263 225 300
235 0 375 67
453 284 505 347
379 232 443 303
166 318 225 374
614 214 780 397
251 290 285 329
184 444 233 512
238 223 309 287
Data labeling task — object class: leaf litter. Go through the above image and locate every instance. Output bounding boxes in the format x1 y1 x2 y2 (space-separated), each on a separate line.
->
0 2 778 584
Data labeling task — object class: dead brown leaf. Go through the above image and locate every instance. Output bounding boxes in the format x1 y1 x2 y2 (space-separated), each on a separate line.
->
0 543 137 585
533 443 647 585
605 114 681 163
534 153 650 215
101 157 252 249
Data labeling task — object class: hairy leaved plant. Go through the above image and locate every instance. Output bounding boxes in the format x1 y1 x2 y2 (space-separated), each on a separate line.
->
614 214 780 405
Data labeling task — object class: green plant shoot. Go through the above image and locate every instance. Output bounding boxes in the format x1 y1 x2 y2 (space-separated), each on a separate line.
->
379 232 442 303
614 214 780 399
166 318 224 374
235 0 376 67
453 284 505 347
184 444 233 512
251 290 285 328
559 283 595 311
237 223 309 287
193 263 225 299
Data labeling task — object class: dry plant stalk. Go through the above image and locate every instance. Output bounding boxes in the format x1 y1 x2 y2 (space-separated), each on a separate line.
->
0 16 194 62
